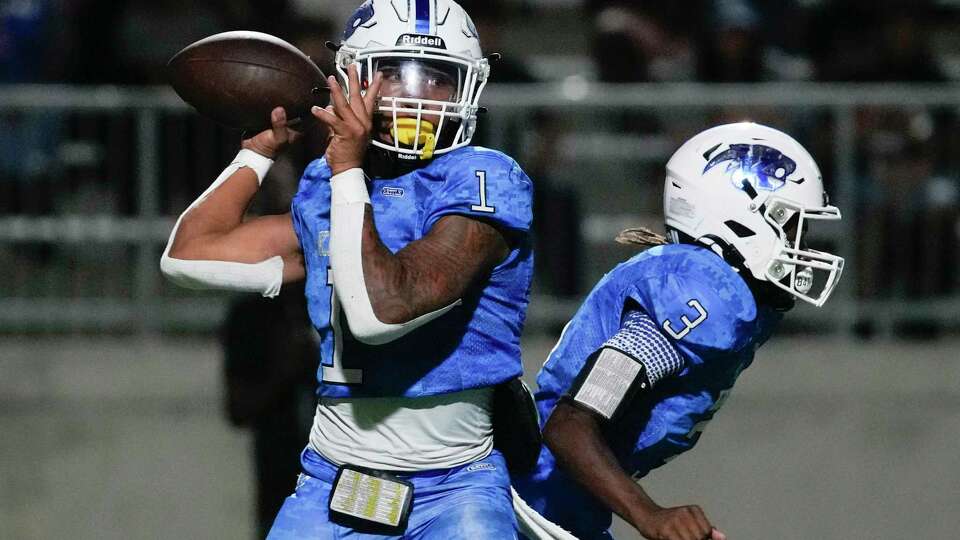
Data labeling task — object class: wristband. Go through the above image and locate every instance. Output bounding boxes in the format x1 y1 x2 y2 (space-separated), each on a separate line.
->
232 149 274 185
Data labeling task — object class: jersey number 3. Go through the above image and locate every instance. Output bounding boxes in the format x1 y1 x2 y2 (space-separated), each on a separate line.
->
661 299 708 340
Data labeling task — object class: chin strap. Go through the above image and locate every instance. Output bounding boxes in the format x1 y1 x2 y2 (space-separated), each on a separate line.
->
695 233 793 309
699 234 747 271
669 228 748 273
363 146 414 178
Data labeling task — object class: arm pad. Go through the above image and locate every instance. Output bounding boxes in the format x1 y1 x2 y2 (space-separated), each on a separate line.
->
566 308 685 421
329 168 460 345
160 149 283 297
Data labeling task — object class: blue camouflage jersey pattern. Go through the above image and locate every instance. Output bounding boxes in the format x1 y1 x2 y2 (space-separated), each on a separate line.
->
291 146 534 398
513 243 783 539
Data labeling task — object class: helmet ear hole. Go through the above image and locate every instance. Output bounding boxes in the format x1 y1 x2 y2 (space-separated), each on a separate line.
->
724 220 756 238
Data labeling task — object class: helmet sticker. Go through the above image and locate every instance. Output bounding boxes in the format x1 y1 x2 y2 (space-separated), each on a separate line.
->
703 144 798 192
462 13 479 39
668 197 696 219
396 33 447 48
414 0 431 34
344 0 376 40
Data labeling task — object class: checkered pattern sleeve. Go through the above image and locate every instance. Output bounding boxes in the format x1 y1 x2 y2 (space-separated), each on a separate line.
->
604 309 685 386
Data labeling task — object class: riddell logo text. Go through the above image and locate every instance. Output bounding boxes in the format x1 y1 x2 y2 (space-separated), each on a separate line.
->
397 34 446 49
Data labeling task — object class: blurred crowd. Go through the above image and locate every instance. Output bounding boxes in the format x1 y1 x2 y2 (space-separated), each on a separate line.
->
585 0 953 84
1 0 959 324
2 0 958 85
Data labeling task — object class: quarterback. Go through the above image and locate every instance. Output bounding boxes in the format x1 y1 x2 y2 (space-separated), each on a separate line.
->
513 123 844 540
161 1 533 538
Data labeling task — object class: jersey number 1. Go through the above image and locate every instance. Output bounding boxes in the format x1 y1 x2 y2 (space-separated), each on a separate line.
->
322 267 363 384
470 170 496 213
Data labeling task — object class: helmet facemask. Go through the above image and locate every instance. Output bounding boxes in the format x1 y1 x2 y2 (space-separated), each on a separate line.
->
336 47 489 160
761 197 844 307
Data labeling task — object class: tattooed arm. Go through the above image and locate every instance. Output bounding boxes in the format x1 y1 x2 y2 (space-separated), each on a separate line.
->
360 211 509 323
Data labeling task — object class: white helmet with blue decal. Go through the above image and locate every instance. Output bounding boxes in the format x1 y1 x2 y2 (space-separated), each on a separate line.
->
663 122 844 307
336 0 489 160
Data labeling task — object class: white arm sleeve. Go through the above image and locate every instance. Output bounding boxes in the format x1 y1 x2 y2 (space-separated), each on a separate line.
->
329 168 460 345
160 149 284 298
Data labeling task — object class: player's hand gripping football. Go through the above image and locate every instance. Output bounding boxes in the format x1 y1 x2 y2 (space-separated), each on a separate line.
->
635 504 727 540
241 106 303 159
311 64 384 176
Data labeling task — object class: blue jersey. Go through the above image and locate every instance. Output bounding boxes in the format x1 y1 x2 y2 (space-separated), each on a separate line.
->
513 243 783 538
291 146 534 398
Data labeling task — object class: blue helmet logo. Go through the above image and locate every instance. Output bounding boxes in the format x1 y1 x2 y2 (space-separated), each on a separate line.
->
343 0 375 40
463 13 479 39
703 144 797 192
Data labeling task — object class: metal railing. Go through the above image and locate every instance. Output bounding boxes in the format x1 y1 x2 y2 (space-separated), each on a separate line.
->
1 83 958 334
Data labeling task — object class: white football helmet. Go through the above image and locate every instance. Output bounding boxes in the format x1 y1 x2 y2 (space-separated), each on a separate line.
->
335 0 489 160
663 123 844 307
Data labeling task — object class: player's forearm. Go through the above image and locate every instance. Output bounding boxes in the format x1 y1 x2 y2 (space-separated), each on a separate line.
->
544 402 662 531
328 185 436 324
358 208 425 323
330 169 507 341
359 209 485 323
161 149 302 296
169 166 260 259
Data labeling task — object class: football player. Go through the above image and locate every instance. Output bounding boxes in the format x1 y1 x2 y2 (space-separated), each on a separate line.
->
160 1 533 538
513 123 844 540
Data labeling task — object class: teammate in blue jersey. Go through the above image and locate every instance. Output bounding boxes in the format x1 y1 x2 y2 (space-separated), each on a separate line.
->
161 1 533 538
512 123 844 540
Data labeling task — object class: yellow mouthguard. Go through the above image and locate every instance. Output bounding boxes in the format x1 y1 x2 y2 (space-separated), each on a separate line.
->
391 118 437 159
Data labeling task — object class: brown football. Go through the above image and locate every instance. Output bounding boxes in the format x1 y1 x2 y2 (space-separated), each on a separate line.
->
167 31 329 131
